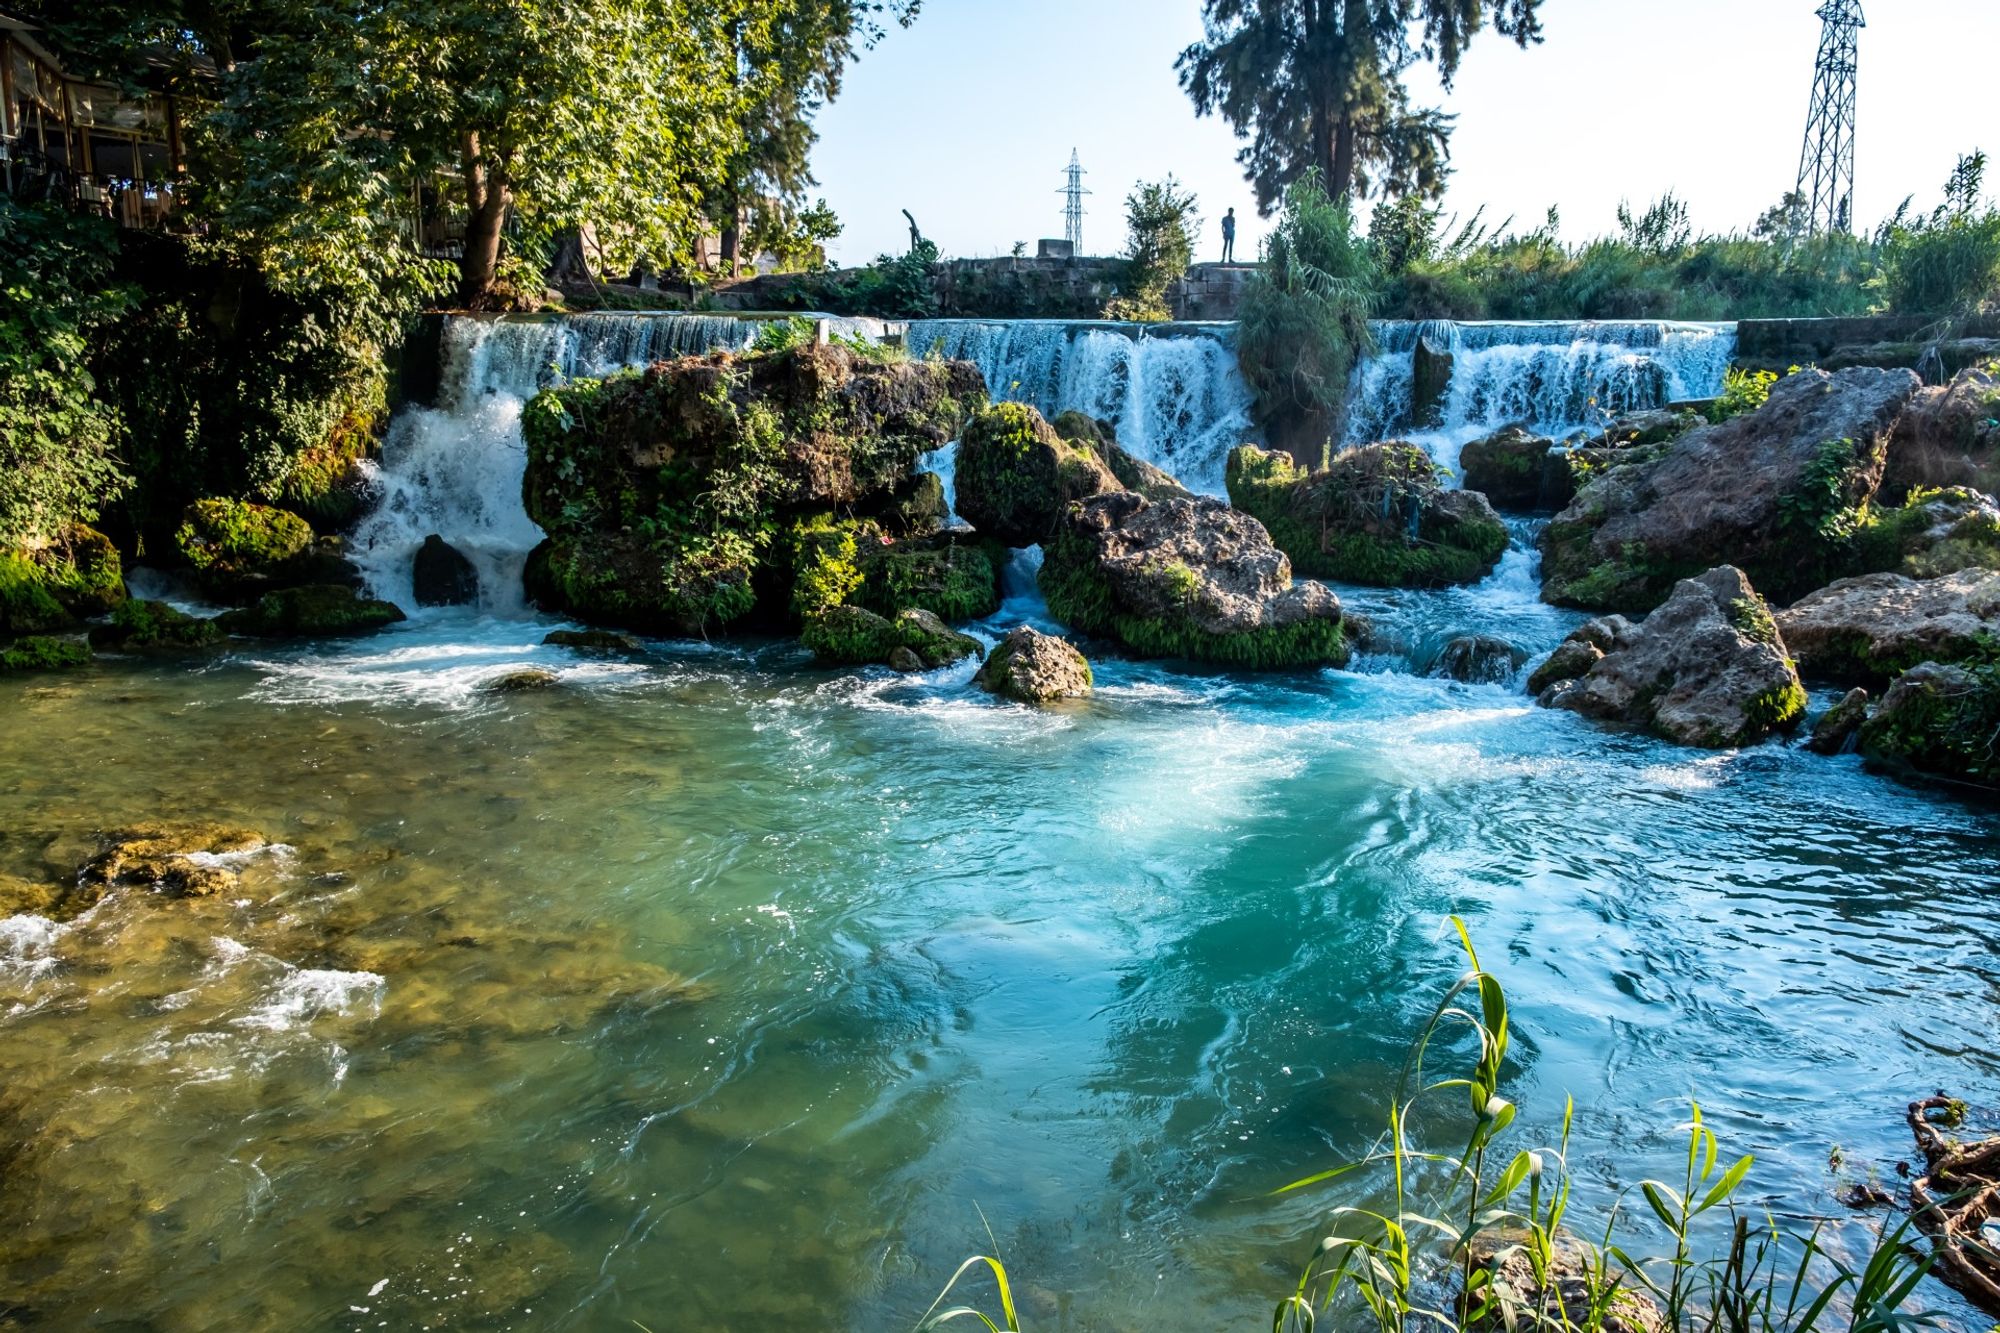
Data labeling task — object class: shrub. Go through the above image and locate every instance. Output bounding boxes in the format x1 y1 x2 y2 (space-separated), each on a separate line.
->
1103 177 1199 322
1877 151 2000 317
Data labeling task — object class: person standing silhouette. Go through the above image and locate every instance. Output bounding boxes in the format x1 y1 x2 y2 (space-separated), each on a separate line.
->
1221 208 1237 263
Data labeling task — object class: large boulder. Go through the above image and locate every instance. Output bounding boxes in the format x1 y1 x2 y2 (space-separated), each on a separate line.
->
1537 566 1807 748
1775 568 2000 684
412 533 479 606
0 635 90 674
1410 334 1454 428
88 600 224 654
1540 367 1923 612
802 605 982 671
853 534 1003 624
1428 635 1528 685
1226 443 1508 588
976 626 1093 703
955 403 1119 547
174 498 315 594
219 584 407 638
521 343 985 633
1458 426 1568 512
1859 660 1999 788
1040 490 1349 669
0 525 125 636
1880 364 2000 502
1854 486 2000 579
1050 411 1194 501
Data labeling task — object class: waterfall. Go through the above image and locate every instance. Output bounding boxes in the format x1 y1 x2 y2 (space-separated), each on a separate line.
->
349 313 876 611
906 319 1256 496
1346 319 1737 473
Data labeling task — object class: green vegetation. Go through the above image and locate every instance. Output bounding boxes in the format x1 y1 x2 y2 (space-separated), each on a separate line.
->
855 539 1002 623
175 499 314 576
1710 367 1781 423
89 599 225 654
218 584 407 638
1876 152 2000 319
1104 178 1200 322
0 635 91 674
800 604 980 668
1860 644 2000 787
954 402 1114 547
1237 176 1379 464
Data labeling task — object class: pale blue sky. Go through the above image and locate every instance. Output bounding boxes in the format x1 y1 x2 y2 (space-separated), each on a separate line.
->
809 0 1997 266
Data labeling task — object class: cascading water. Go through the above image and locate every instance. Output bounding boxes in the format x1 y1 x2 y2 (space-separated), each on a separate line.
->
906 319 1256 495
349 313 882 610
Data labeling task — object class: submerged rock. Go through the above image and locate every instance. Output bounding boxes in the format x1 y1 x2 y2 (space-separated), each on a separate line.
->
955 403 1118 547
6 822 277 915
1859 660 2000 788
483 669 560 693
219 584 407 638
1227 443 1508 588
1541 367 1922 612
802 605 982 670
412 534 479 606
1040 489 1349 670
1429 635 1528 685
1458 426 1567 512
543 629 643 653
1541 566 1807 748
521 343 984 634
1775 568 2000 684
976 626 1093 703
1808 687 1871 755
88 600 224 654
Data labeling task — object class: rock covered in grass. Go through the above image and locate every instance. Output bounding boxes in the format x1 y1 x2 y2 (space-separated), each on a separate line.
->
1775 568 2000 684
219 584 406 638
1808 687 1871 755
1859 659 2000 788
1458 426 1567 513
175 498 313 587
976 626 1092 703
88 600 224 654
955 402 1119 547
1538 565 1807 748
0 635 91 674
1050 411 1194 501
412 533 479 606
802 605 982 671
1540 367 1922 612
1226 443 1508 588
853 534 1003 624
0 525 126 637
1039 490 1348 670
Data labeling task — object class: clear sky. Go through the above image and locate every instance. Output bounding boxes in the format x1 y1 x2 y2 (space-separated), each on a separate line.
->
808 0 1997 266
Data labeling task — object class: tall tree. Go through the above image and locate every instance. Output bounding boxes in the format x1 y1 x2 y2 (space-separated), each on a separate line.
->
1178 0 1545 214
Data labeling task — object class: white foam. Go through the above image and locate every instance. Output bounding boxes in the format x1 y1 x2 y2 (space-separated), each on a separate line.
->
235 967 386 1032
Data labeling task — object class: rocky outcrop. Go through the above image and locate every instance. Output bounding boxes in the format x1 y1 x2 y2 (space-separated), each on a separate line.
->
521 343 985 633
1050 411 1193 501
88 600 224 654
1226 443 1508 588
0 526 125 639
412 534 479 606
1429 635 1527 684
1411 335 1454 429
1808 687 1871 755
0 635 90 673
1040 489 1349 669
955 403 1119 547
1775 568 2000 683
1859 660 1999 788
1880 364 2000 502
1858 486 2000 579
219 584 407 637
1537 566 1807 748
1458 426 1567 512
853 534 1003 624
544 629 643 653
976 626 1093 702
175 498 314 593
802 606 982 671
1526 616 1633 696
1541 367 1923 612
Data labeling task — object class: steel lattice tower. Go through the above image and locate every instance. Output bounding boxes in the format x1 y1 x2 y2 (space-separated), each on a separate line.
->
1060 150 1089 251
1794 0 1865 234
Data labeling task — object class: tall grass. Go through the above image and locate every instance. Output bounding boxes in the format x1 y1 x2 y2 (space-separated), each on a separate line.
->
919 920 1947 1333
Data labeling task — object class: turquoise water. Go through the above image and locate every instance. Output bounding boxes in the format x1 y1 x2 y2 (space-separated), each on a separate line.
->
4 571 1997 1330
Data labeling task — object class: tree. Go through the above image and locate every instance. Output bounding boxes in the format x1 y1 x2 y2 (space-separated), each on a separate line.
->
1178 0 1545 214
709 1 921 276
1105 178 1201 322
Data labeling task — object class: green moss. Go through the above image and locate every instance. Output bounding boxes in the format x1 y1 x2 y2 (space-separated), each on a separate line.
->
856 538 1001 623
89 599 223 653
1729 596 1780 646
1038 527 1349 670
219 584 406 638
801 604 980 668
175 498 313 575
0 635 90 673
956 403 1112 545
1859 649 2000 786
0 552 73 637
780 514 871 619
1744 678 1809 732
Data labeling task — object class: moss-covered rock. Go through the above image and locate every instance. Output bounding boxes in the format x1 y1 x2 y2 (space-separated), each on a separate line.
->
219 584 406 638
1849 487 2000 579
976 625 1093 703
1226 443 1508 588
881 471 949 538
1774 568 2000 685
1040 490 1349 670
955 402 1119 547
0 551 73 638
0 526 126 636
854 534 1003 623
543 629 643 653
0 635 90 674
1859 657 1999 788
520 344 984 633
1050 411 1193 501
176 498 314 580
801 605 982 670
1807 686 1871 755
276 436 381 532
88 599 224 654
1458 426 1567 513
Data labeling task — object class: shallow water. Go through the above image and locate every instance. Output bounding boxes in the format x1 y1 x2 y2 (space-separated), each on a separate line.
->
4 581 1998 1331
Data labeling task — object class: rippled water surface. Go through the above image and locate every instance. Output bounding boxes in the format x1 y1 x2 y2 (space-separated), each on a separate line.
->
3 584 1997 1332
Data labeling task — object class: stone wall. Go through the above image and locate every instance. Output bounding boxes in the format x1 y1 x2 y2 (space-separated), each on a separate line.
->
1736 315 2000 376
703 258 1259 321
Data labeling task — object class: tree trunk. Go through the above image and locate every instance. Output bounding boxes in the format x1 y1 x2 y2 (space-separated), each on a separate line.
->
458 131 511 307
1330 116 1358 201
720 217 742 277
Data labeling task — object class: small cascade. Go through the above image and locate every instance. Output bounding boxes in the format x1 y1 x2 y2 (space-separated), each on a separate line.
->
1347 319 1737 472
907 319 1255 495
349 312 861 611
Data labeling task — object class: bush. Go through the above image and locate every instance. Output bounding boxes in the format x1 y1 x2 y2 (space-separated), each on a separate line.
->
1876 152 2000 317
1103 177 1199 322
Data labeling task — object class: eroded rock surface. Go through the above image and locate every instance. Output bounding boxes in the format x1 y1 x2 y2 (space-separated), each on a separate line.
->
1776 568 2000 683
976 626 1092 703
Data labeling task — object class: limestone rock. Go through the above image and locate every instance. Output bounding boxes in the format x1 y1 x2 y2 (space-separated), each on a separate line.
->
1881 363 2000 502
1051 411 1194 501
1040 489 1348 669
1527 616 1638 696
976 626 1093 703
1542 566 1807 748
1541 367 1922 611
1227 443 1508 588
1808 687 1871 755
412 534 479 606
1775 568 2000 683
1859 661 1999 788
956 402 1119 547
1458 426 1567 512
